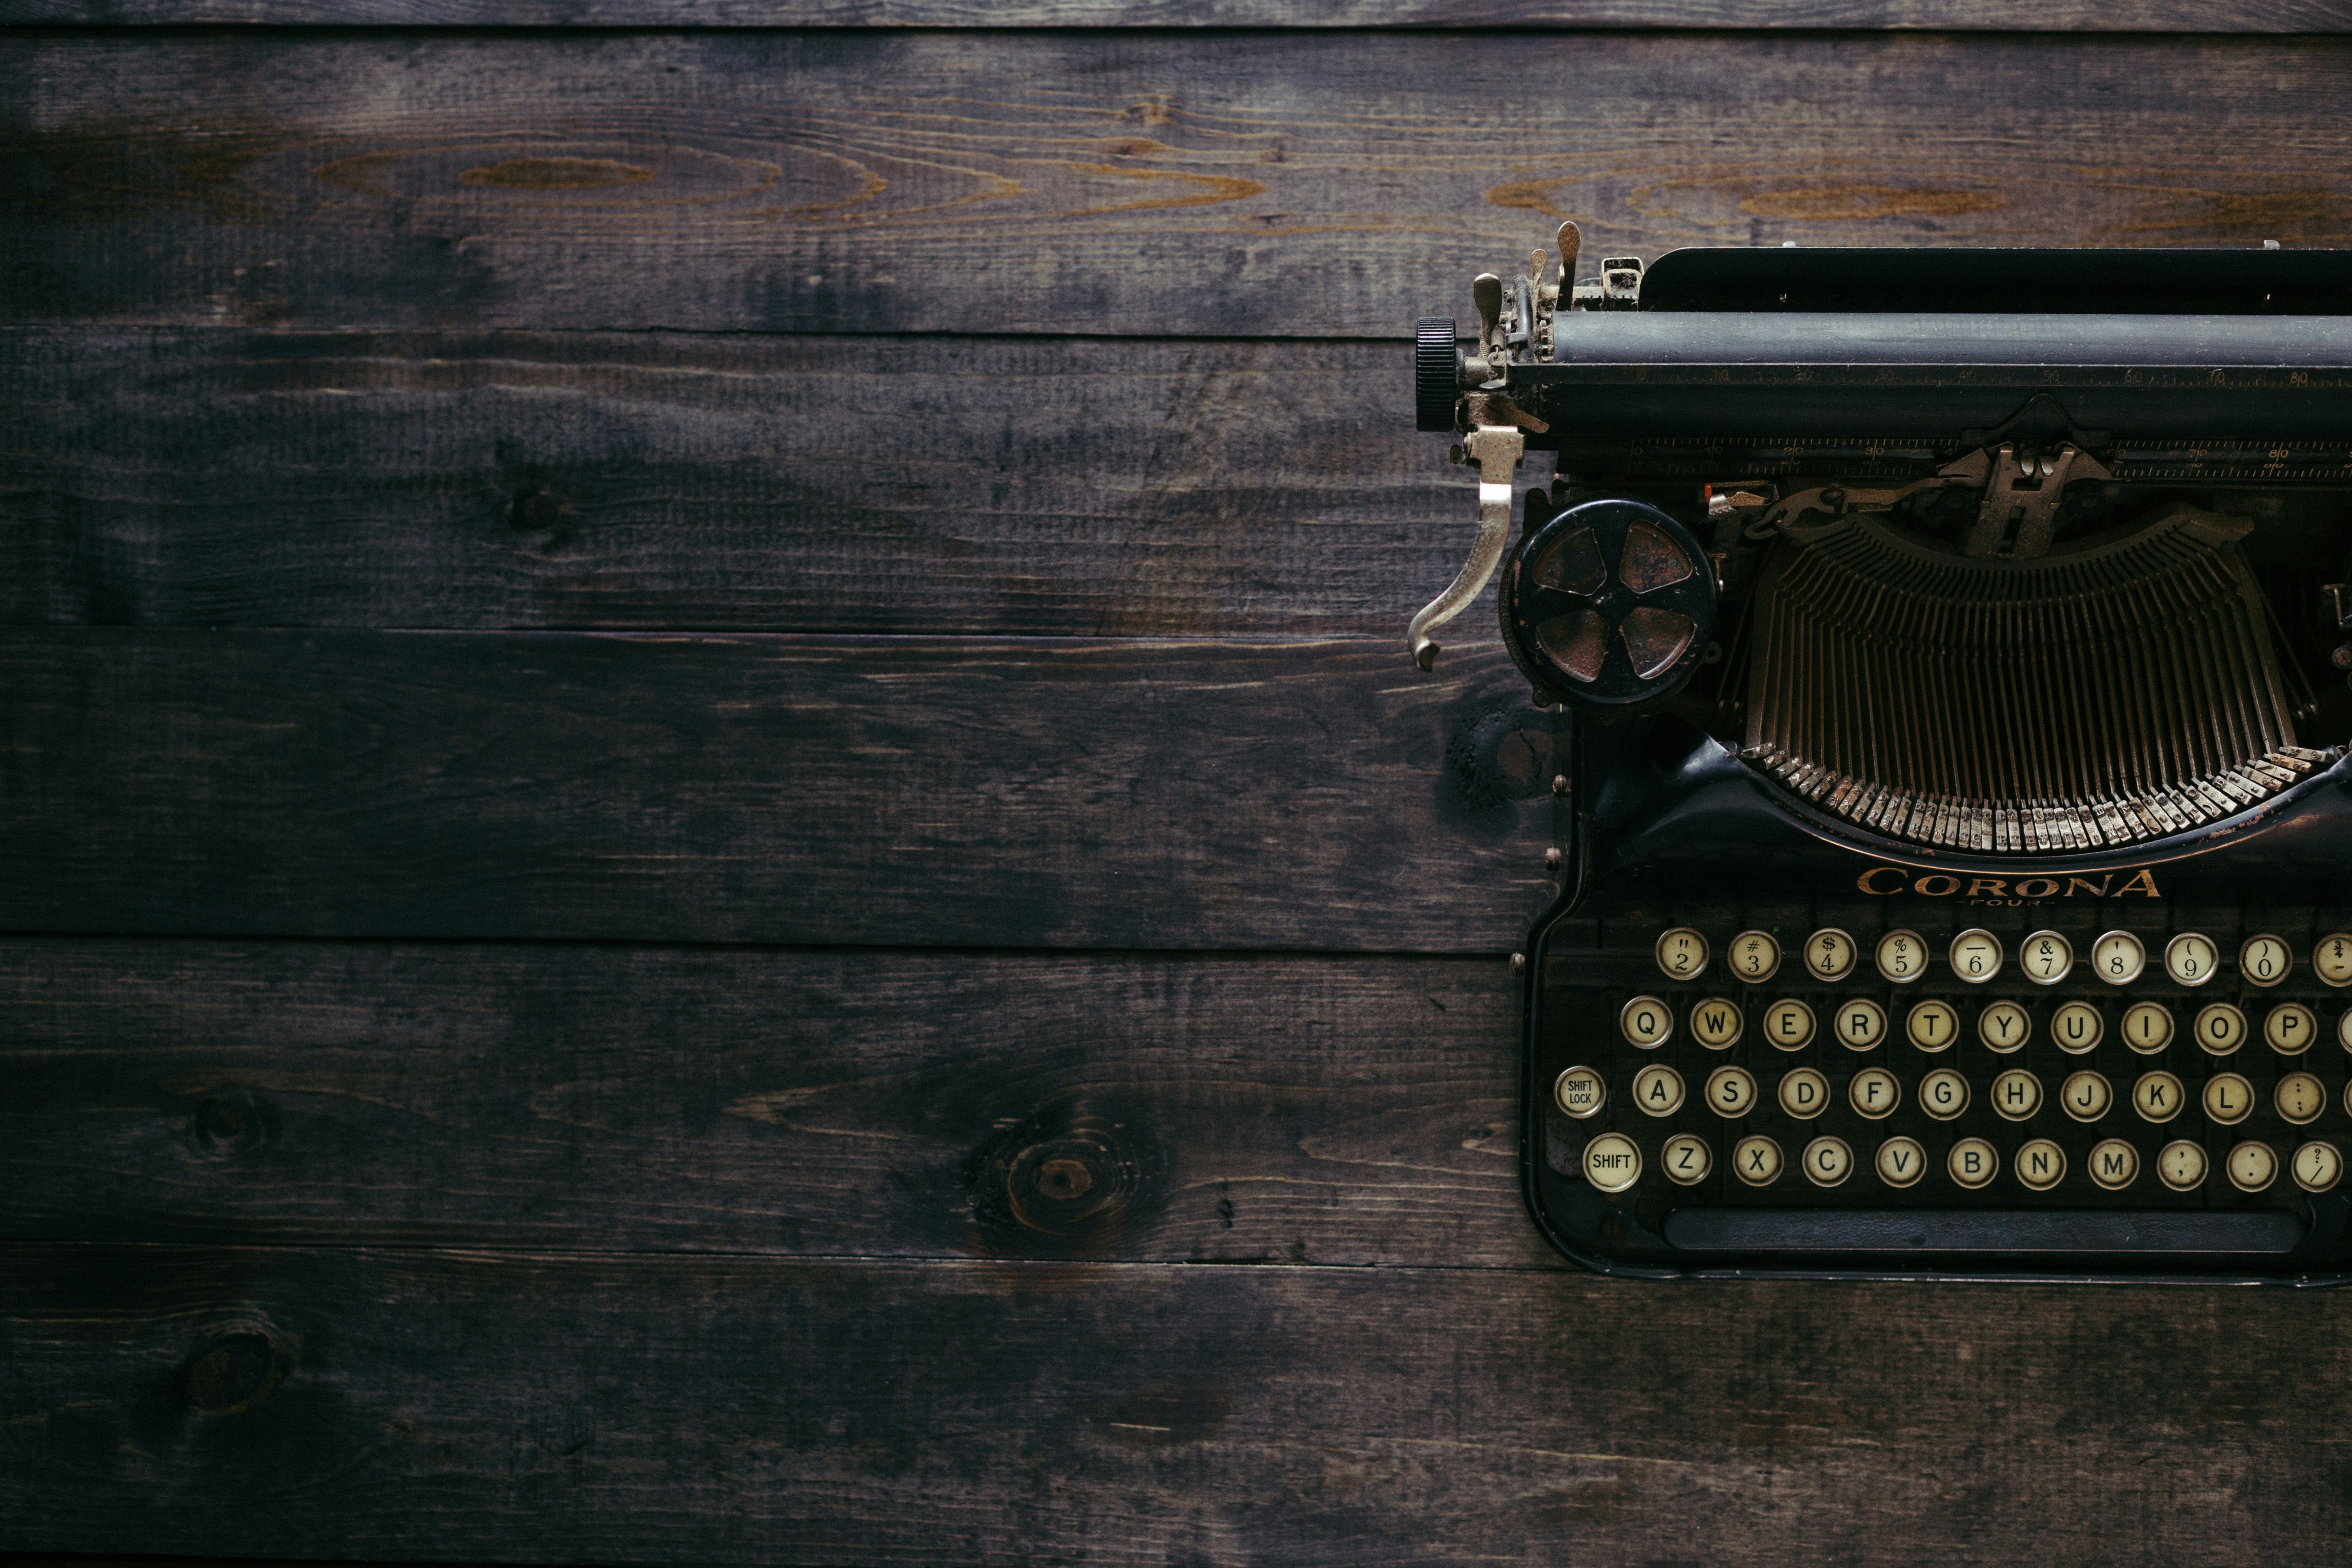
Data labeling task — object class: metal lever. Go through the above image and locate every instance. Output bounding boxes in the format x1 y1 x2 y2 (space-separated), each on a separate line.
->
1409 420 1525 671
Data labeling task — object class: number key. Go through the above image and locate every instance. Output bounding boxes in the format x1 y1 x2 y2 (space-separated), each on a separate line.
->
1656 927 1709 979
2021 929 2073 985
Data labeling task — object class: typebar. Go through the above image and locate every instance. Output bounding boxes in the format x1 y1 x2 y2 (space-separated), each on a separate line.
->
1662 1208 2305 1253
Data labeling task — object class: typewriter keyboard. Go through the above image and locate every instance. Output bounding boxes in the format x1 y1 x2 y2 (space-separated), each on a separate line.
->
1540 919 2352 1235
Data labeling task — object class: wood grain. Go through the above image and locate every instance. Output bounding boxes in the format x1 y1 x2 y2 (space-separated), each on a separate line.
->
0 938 1546 1266
6 1243 2349 1565
9 33 2352 336
0 631 1563 949
0 330 1473 636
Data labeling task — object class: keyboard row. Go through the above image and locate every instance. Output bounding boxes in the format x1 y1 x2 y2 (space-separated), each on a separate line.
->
1655 926 2352 988
1614 994 2347 1055
1555 1062 2340 1126
1576 1128 2339 1195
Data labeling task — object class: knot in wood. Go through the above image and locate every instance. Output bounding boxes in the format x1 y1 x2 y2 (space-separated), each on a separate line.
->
183 1331 289 1414
966 1102 1165 1259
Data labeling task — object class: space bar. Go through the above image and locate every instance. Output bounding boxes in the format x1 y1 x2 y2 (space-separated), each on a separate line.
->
1662 1208 2306 1254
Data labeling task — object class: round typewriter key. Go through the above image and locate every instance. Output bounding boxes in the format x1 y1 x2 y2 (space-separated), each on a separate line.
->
2158 1139 2208 1191
2343 1009 2352 1051
2318 933 2352 988
1656 927 1709 981
2239 934 2292 989
1977 999 2031 1054
2276 1072 2326 1125
2265 1002 2318 1055
2019 930 2074 985
1777 1067 1830 1119
1991 1069 2042 1122
2091 931 2146 986
1875 1135 1928 1188
1848 1066 1901 1120
1920 1068 1971 1121
1632 1063 1686 1117
1906 999 1959 1052
1662 1133 1712 1186
1762 998 1816 1051
1833 999 1886 1051
1948 1137 1999 1189
1733 1134 1782 1187
2294 1140 2343 1194
1583 1133 1643 1193
2122 1001 2174 1054
2203 1071 2255 1125
2193 1002 2247 1056
2227 1140 2279 1193
1948 928 2002 983
2132 1071 2186 1124
2051 1001 2104 1055
1802 1135 1854 1188
2165 932 2220 988
1619 995 1673 1049
1554 1065 1606 1119
1689 998 1743 1049
1876 928 1929 983
1705 1065 1758 1117
1804 927 1858 982
2016 1138 2067 1191
2060 1070 2112 1122
1727 929 1780 983
2088 1138 2140 1191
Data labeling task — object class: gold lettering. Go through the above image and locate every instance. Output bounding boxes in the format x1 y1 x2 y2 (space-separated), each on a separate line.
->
1914 874 1960 896
2117 869 2162 897
2066 875 2114 898
2015 878 2060 898
1966 878 2007 897
1857 866 1907 895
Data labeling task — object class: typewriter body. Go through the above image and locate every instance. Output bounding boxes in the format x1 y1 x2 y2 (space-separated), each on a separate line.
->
1414 231 2352 1281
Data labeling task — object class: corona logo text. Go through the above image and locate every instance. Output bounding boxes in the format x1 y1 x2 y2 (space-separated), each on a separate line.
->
1857 867 2161 900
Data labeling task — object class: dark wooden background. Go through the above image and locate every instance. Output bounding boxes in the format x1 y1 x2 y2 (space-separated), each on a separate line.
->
8 5 2352 1564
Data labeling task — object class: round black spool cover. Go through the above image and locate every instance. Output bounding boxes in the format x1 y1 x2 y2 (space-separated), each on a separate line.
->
1504 498 1717 709
1416 317 1461 432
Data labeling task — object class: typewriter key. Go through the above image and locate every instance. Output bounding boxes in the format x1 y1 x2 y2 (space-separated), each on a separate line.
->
1583 1133 1643 1194
1992 1069 2043 1122
1906 999 1958 1052
2016 1139 2067 1191
2165 932 2220 988
1876 929 1929 983
2060 1070 2112 1122
1662 1134 1712 1186
2227 1141 2279 1193
2265 1002 2318 1055
2194 1002 2247 1055
2133 1071 2186 1123
1620 995 1673 1048
1554 1065 1606 1119
1833 999 1886 1051
1978 1000 2030 1054
2276 1072 2326 1125
2052 1002 2103 1054
2092 931 2146 986
2293 1141 2343 1194
1804 928 1858 982
1875 1136 1927 1188
1656 928 1709 981
1763 999 1816 1051
2319 934 2352 988
2159 1140 2209 1192
2122 1002 2175 1054
1949 929 2002 983
2088 1139 2140 1191
1948 1137 1999 1189
2342 1009 2352 1051
1802 1136 1854 1188
1848 1067 1901 1119
1733 1135 1782 1186
2203 1072 2254 1125
2239 934 2293 989
1920 1069 1970 1120
1689 999 1743 1049
2021 930 2074 985
1777 1067 1830 1119
1632 1064 1686 1117
1727 930 1781 982
1705 1065 1758 1117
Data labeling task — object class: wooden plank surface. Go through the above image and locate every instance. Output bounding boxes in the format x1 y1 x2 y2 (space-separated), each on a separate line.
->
0 632 1561 949
8 33 2352 336
0 939 1544 1265
0 330 1469 636
5 1243 2347 1565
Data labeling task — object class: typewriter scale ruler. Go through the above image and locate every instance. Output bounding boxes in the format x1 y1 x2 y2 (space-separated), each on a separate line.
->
1550 434 2352 484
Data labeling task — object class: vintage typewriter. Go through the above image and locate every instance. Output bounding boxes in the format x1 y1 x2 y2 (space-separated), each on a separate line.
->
1414 226 2352 1281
